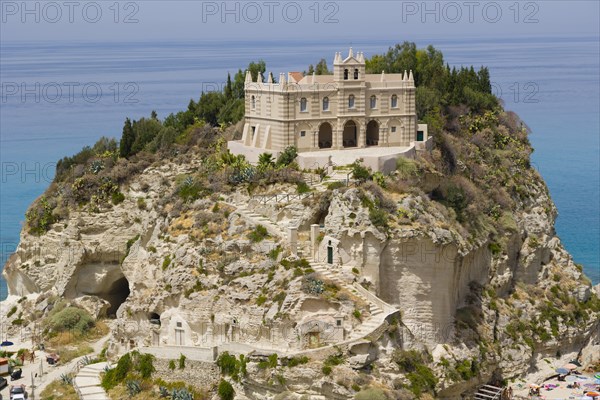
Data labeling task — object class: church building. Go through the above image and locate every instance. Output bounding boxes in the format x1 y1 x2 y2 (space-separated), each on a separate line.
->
228 48 428 169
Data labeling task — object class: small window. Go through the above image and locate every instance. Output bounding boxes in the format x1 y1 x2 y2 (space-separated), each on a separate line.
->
348 95 355 109
300 97 307 112
176 322 182 328
354 69 359 79
300 131 306 137
336 319 342 326
251 95 256 109
370 95 377 109
322 96 329 111
391 126 396 133
391 94 398 108
343 69 348 80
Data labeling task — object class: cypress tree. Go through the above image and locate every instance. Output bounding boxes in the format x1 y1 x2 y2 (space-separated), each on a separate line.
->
119 118 135 158
224 73 233 100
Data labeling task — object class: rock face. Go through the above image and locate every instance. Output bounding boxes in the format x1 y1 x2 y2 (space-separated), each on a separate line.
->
2 144 598 399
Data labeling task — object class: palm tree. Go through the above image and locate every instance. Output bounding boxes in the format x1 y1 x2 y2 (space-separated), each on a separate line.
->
258 153 275 171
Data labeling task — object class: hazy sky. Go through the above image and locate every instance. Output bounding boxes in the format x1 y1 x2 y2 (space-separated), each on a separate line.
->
1 1 599 42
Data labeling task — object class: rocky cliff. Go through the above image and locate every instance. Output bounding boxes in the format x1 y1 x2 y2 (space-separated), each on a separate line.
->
2 113 599 400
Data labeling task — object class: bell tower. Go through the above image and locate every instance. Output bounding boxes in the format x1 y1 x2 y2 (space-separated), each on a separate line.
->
333 48 366 83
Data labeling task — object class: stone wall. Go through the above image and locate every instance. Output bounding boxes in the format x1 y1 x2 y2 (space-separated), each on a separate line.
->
152 358 220 392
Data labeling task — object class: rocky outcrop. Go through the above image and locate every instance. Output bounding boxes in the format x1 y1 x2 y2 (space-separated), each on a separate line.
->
2 141 598 400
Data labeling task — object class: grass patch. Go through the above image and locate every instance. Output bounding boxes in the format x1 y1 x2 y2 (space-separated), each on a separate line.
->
40 378 79 400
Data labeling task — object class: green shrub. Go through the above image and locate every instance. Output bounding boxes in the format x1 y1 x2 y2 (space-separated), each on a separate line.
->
392 350 437 396
396 157 418 179
327 181 345 190
168 360 176 370
101 353 132 390
7 306 17 318
136 353 155 379
218 379 235 400
324 353 344 367
368 208 388 230
406 364 438 396
111 192 125 205
286 356 309 368
25 196 56 235
268 246 283 260
488 242 502 255
351 160 371 182
322 365 332 375
216 352 247 381
455 359 478 380
297 181 311 194
137 197 147 210
355 388 387 400
178 354 186 369
256 295 267 306
162 255 172 270
258 353 278 369
276 146 298 167
248 225 269 242
48 306 94 336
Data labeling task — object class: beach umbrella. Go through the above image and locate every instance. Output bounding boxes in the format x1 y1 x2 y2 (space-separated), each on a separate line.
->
586 392 599 398
564 363 579 370
0 341 13 347
556 368 570 374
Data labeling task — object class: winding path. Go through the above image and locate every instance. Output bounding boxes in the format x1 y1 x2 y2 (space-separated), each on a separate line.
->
74 361 110 400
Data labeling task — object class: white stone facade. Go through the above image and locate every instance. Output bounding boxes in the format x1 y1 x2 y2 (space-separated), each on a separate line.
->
229 49 427 163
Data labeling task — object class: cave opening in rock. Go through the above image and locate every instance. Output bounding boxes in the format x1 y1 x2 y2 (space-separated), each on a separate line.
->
103 276 131 317
148 312 161 326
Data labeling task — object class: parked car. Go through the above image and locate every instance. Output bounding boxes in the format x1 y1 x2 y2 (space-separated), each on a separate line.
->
10 369 21 381
9 385 27 400
0 376 7 389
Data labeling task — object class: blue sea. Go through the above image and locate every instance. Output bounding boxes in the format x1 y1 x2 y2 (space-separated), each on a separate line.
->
1 37 598 298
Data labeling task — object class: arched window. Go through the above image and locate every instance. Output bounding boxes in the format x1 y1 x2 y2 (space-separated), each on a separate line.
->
300 97 307 112
354 69 359 79
370 95 377 109
391 94 398 108
343 69 348 80
348 95 355 109
322 97 329 111
251 95 256 109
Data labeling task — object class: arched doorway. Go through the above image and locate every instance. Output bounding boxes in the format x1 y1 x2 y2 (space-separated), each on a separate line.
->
343 120 357 147
318 122 333 149
366 120 379 146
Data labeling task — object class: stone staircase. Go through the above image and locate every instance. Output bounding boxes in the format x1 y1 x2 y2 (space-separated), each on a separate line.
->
474 384 504 400
230 202 288 241
309 169 354 192
73 361 110 400
308 260 395 341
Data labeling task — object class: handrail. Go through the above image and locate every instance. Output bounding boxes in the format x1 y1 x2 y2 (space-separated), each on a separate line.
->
351 282 397 315
250 192 314 204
